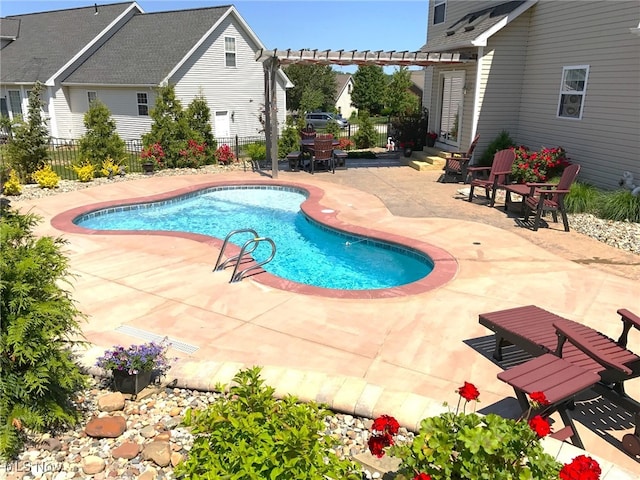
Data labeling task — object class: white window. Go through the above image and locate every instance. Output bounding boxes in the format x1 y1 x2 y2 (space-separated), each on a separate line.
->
557 65 589 119
137 92 148 116
434 0 446 25
225 37 236 67
88 91 97 104
8 90 22 118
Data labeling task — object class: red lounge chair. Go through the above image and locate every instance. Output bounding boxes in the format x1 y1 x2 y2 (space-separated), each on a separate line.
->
442 134 479 183
479 305 640 455
467 149 516 207
309 135 335 174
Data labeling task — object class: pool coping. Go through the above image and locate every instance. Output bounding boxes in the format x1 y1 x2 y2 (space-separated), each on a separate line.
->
51 179 458 299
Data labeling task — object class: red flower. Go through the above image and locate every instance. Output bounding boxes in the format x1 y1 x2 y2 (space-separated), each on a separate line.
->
528 415 551 438
413 474 432 480
367 432 393 458
559 455 601 480
372 415 400 435
529 391 550 407
457 382 480 402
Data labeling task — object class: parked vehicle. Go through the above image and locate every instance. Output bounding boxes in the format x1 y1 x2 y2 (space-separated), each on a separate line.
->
304 112 348 129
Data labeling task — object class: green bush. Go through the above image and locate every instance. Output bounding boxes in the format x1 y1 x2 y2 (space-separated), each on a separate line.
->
597 190 640 223
245 142 267 161
78 99 126 171
323 119 341 139
6 82 50 182
478 130 515 167
0 206 88 460
186 96 217 162
353 110 378 149
174 367 361 479
565 182 601 214
278 118 300 157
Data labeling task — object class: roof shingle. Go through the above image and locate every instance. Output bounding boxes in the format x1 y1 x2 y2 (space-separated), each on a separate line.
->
1 2 136 83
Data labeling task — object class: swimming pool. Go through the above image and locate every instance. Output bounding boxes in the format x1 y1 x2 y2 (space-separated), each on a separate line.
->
74 185 433 290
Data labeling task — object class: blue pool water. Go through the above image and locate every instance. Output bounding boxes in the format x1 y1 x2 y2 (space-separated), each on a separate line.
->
75 186 433 290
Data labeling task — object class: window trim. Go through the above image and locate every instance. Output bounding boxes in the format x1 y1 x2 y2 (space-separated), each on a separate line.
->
557 65 589 120
7 90 22 118
433 0 446 25
224 36 236 68
137 92 149 116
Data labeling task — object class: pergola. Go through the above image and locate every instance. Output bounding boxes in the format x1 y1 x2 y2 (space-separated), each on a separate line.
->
255 48 476 178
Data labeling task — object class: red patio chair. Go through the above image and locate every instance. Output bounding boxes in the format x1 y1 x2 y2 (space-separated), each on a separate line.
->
442 134 479 183
467 148 516 207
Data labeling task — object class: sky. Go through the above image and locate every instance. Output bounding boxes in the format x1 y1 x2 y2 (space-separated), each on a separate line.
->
0 0 431 73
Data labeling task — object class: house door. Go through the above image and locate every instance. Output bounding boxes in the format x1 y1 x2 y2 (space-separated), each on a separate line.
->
438 72 464 147
214 111 230 140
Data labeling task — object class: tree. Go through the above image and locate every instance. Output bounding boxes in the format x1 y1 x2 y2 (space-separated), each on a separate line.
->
386 67 419 116
6 82 49 182
142 84 192 168
353 110 378 148
0 205 88 460
78 99 126 169
351 65 387 115
186 96 217 161
282 64 337 113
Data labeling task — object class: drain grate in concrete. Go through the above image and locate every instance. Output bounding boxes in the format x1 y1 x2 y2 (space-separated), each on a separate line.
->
114 325 199 354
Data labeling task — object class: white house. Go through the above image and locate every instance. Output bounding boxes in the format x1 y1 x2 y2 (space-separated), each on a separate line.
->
421 0 640 189
334 73 357 119
0 2 291 141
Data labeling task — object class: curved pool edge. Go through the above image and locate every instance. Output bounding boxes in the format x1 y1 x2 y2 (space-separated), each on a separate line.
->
51 179 458 299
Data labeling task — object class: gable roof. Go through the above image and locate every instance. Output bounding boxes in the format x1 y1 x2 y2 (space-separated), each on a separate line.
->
63 5 234 86
422 0 537 52
335 73 352 98
0 2 139 84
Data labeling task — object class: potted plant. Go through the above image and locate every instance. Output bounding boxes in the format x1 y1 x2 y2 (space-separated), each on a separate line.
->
140 142 165 174
399 140 415 158
426 131 437 147
95 339 172 394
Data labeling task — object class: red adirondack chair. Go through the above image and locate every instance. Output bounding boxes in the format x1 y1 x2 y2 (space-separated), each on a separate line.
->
442 134 479 183
467 149 516 207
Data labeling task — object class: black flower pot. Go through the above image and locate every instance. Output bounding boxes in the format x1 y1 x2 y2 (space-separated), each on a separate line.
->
427 136 436 147
112 370 152 394
403 148 413 158
142 162 154 175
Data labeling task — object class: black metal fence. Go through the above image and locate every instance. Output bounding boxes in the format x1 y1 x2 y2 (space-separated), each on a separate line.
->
3 125 393 181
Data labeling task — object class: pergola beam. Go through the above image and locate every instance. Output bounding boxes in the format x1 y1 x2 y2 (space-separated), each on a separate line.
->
256 48 476 178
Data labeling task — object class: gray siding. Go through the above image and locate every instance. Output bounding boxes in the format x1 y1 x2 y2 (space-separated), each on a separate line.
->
171 16 283 138
515 0 640 189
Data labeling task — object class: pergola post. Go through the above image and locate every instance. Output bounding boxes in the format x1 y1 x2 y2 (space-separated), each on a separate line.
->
263 57 280 178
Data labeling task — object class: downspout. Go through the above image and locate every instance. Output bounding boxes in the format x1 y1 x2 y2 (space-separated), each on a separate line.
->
470 46 483 151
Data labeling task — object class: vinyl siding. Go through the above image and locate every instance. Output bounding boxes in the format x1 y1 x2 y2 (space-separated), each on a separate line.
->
515 0 640 188
67 86 155 140
171 16 282 138
335 79 357 119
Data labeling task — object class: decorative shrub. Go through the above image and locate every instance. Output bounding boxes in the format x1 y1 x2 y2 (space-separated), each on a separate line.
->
565 182 601 214
77 99 126 168
278 118 300 157
32 164 60 189
478 130 515 167
175 367 361 479
353 110 378 149
597 190 640 223
100 157 123 178
2 169 22 195
338 137 355 151
215 144 235 164
511 146 570 183
245 142 266 162
177 139 207 168
1 206 88 460
72 161 96 182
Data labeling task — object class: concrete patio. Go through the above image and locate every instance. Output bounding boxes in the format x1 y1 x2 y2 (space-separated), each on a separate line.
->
12 161 639 476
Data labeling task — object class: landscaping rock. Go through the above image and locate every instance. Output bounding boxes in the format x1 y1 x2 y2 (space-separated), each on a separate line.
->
112 441 141 459
85 416 126 438
82 455 106 475
98 392 126 412
141 442 171 467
